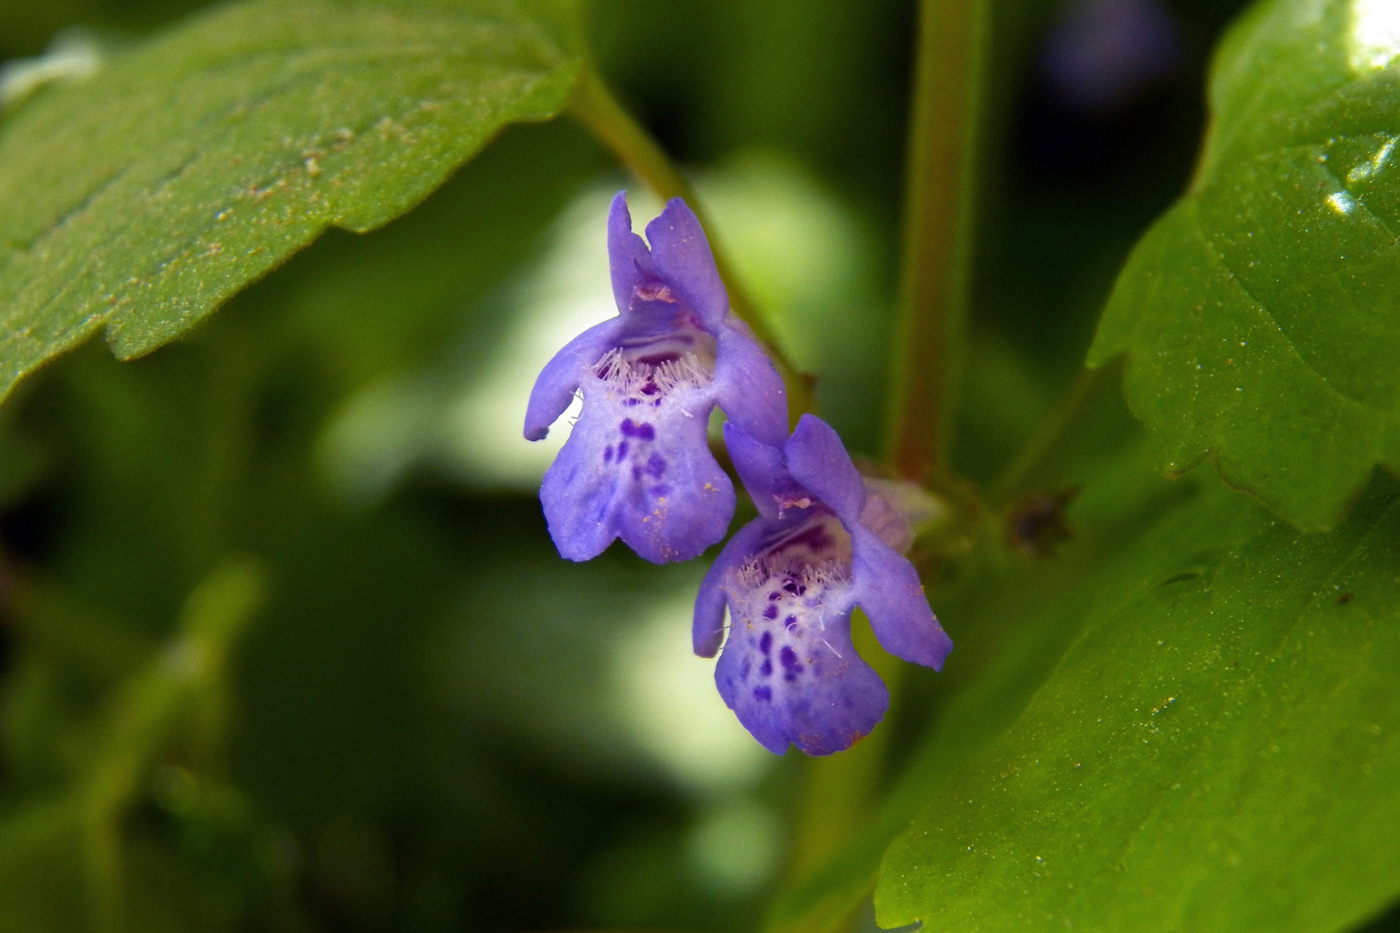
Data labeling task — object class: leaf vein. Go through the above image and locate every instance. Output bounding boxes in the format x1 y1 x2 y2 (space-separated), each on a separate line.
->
1188 206 1383 417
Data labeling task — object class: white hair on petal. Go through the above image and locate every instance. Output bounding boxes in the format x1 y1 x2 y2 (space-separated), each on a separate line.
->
734 555 850 593
592 348 713 399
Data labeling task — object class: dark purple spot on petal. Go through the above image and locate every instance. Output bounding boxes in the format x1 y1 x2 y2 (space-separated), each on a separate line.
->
632 465 644 481
603 446 613 463
759 631 773 653
620 419 657 440
785 615 797 628
780 646 800 673
760 659 772 677
651 484 671 497
762 605 779 620
616 441 629 460
625 398 641 407
768 592 781 601
753 686 772 702
646 453 666 478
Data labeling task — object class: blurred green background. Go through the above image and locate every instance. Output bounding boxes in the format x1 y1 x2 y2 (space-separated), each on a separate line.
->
0 0 1263 929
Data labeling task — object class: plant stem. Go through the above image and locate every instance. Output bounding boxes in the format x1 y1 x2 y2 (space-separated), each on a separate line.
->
569 65 814 416
568 66 694 228
885 0 991 481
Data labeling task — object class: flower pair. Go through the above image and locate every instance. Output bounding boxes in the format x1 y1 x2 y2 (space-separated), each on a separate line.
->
525 193 952 755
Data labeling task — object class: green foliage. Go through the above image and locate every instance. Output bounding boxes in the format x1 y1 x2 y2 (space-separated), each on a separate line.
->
1091 0 1400 531
4 0 1399 929
0 107 610 928
0 557 267 932
877 459 1400 930
0 0 578 405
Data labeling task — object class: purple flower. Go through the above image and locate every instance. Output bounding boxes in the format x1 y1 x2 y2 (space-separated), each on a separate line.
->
525 193 788 564
693 415 953 755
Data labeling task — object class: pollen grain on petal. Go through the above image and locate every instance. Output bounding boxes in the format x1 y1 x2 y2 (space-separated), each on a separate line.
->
634 282 679 303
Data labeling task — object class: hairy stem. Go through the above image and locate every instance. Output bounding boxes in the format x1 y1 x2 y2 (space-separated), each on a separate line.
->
885 0 991 481
569 66 814 416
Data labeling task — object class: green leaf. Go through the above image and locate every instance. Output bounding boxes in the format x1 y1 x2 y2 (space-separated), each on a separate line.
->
876 471 1400 930
0 0 579 404
1089 0 1400 530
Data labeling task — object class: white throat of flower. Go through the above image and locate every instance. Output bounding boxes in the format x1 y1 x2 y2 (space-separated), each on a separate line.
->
736 555 850 594
592 348 713 402
733 553 851 630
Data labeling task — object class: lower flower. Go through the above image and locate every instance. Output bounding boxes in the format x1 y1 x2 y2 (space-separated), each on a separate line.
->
694 415 953 756
712 517 889 755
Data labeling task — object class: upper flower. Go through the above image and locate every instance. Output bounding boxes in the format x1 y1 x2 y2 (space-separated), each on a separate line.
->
525 193 788 564
693 415 953 755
